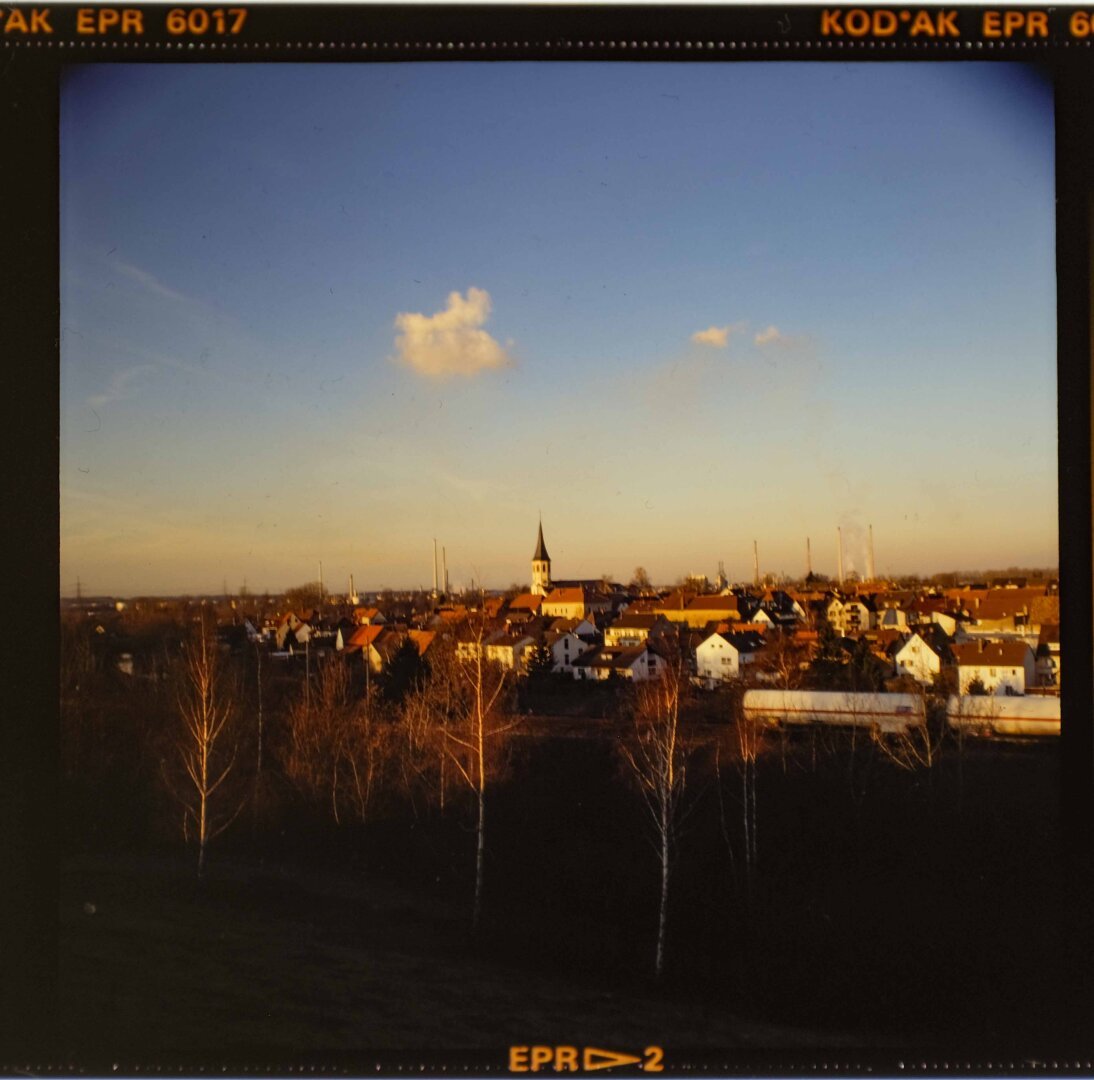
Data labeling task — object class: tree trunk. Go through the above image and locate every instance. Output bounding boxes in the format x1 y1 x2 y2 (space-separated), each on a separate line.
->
197 789 207 879
655 804 670 979
473 786 485 931
741 761 751 892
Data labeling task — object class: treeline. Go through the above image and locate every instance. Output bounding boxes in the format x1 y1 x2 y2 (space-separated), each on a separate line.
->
61 607 971 978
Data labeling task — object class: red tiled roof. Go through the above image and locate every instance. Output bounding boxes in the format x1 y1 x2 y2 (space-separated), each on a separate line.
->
347 625 384 649
952 640 1032 667
545 587 586 604
685 596 741 612
507 593 543 612
407 629 436 655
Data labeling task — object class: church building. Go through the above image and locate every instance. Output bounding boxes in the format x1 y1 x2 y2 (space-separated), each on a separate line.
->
531 521 551 596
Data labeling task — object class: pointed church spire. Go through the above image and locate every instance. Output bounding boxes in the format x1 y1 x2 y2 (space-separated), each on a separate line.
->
533 518 550 563
531 518 551 596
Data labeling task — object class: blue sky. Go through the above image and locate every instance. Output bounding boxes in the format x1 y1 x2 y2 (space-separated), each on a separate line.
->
60 63 1056 595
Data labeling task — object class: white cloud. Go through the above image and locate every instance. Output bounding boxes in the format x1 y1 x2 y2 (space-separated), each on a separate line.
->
87 364 157 409
691 325 733 348
393 287 513 380
114 260 190 304
754 325 786 347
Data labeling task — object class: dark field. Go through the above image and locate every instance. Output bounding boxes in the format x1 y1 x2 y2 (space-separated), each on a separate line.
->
58 729 1075 1064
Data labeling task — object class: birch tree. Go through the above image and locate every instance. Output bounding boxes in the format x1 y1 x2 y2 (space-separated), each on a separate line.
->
733 688 763 894
443 615 515 931
618 658 689 978
166 619 244 878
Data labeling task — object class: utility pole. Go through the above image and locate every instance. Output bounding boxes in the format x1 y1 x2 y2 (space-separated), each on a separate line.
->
432 539 439 599
806 537 813 578
753 540 760 589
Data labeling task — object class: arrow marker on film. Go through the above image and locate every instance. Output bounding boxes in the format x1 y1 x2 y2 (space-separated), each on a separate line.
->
582 1048 644 1072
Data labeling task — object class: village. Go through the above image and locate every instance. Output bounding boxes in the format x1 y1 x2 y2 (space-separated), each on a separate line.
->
58 521 1068 1055
71 521 1061 704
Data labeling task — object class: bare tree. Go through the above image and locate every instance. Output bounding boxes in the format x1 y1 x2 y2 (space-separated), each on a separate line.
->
618 659 689 978
871 684 944 778
166 619 245 877
733 689 763 894
443 613 515 931
397 638 462 815
285 656 389 825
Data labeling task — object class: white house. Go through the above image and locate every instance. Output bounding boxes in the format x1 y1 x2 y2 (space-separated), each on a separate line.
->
549 616 598 642
571 645 663 682
826 597 875 636
952 640 1035 696
931 611 959 637
694 631 763 688
546 631 586 674
894 632 943 685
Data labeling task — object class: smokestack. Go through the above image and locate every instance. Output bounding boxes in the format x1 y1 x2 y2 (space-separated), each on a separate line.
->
837 527 845 587
350 573 357 605
443 546 449 596
806 537 812 578
432 539 438 597
868 524 876 582
753 540 760 588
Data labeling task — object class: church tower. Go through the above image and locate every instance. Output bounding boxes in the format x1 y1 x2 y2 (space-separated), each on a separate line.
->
531 520 551 596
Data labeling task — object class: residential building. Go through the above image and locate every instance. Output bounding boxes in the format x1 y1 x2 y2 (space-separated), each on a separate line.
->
695 631 763 688
571 644 663 682
604 613 673 647
952 640 1035 695
894 631 945 685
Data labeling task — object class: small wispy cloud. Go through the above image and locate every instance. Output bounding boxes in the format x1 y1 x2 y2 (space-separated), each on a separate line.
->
114 260 190 304
87 364 157 409
754 325 786 347
393 287 513 380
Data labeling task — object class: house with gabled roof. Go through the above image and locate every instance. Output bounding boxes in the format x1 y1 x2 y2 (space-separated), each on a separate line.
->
507 592 543 616
407 629 436 659
603 612 673 647
894 631 949 686
546 615 598 642
484 633 534 672
343 624 386 671
695 630 764 688
541 586 610 620
1035 623 1060 688
654 594 741 629
571 644 663 682
952 639 1035 696
826 596 875 636
545 630 586 674
353 606 387 626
